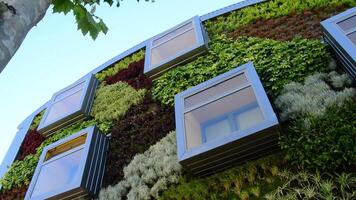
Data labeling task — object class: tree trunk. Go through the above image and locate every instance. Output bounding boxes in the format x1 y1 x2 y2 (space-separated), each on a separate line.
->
0 0 51 73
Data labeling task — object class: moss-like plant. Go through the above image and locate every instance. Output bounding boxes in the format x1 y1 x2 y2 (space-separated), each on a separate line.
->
29 110 44 131
95 50 145 82
91 82 146 123
152 35 329 106
99 131 182 200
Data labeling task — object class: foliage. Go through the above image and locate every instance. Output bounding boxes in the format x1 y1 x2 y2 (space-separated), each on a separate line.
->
103 95 175 187
104 59 152 90
91 82 146 123
16 129 44 161
95 50 145 82
204 0 356 38
29 110 44 131
152 35 330 106
229 6 348 41
280 98 356 171
160 154 285 200
265 171 356 200
0 119 104 190
275 71 355 121
98 131 182 200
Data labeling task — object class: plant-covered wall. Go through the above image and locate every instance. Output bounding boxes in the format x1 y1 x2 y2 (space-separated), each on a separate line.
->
1 0 356 199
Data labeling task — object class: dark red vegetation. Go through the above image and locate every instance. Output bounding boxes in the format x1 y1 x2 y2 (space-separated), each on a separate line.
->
102 94 175 187
16 129 44 161
0 185 27 200
104 59 152 90
229 6 348 41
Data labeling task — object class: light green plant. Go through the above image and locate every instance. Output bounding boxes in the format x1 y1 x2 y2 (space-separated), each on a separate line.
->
275 71 355 121
29 110 45 131
95 50 145 82
91 82 146 123
98 131 182 200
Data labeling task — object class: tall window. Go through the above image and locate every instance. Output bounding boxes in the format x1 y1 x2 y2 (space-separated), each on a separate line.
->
321 7 356 80
144 16 209 78
174 62 279 175
25 126 109 200
37 75 98 136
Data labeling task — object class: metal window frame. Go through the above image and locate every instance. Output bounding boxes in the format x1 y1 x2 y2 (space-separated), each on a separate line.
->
37 74 99 136
25 126 109 200
174 62 279 175
144 15 209 79
321 7 356 79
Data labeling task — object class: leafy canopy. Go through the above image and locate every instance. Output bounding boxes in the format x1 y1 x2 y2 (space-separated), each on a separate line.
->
52 0 152 39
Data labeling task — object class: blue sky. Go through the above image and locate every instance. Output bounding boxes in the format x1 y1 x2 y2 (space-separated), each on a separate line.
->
0 0 239 164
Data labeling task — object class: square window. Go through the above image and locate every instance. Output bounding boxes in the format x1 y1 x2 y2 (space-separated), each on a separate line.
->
25 126 109 200
175 62 279 176
321 7 356 80
37 75 99 136
144 16 209 79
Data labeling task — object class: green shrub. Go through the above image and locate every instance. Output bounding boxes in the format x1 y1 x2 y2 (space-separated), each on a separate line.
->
280 98 356 171
204 0 356 38
0 119 105 190
91 82 146 123
152 35 329 106
98 131 182 200
160 154 285 200
275 71 355 121
95 50 145 82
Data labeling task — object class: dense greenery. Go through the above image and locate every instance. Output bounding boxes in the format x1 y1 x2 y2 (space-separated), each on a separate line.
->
160 154 285 200
152 35 329 105
95 50 145 82
281 98 356 171
204 0 356 38
91 82 146 123
29 110 44 131
103 95 175 186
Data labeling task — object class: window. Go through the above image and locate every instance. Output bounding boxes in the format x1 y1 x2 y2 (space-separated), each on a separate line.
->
321 7 356 80
144 16 209 78
25 126 109 200
175 62 279 176
37 74 99 136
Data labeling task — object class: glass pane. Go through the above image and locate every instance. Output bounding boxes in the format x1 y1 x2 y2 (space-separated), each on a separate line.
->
150 29 197 66
184 86 261 150
235 105 264 131
31 149 83 198
337 15 356 32
347 31 356 45
54 82 85 102
44 89 83 125
152 22 194 46
204 118 231 142
184 73 248 110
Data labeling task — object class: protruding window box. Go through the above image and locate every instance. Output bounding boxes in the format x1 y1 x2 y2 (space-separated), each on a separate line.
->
37 75 99 136
321 7 356 80
25 126 109 200
174 62 279 176
144 16 209 79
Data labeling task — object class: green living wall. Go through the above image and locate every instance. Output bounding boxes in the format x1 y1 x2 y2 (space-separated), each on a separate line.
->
0 0 355 199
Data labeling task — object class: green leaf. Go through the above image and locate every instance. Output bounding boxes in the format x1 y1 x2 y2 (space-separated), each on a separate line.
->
52 0 74 15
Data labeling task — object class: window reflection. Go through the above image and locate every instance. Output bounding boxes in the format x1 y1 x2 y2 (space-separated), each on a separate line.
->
31 149 83 198
337 15 356 32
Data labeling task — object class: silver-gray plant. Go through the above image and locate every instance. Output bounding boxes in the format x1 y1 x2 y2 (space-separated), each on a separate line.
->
98 131 182 200
275 71 355 121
